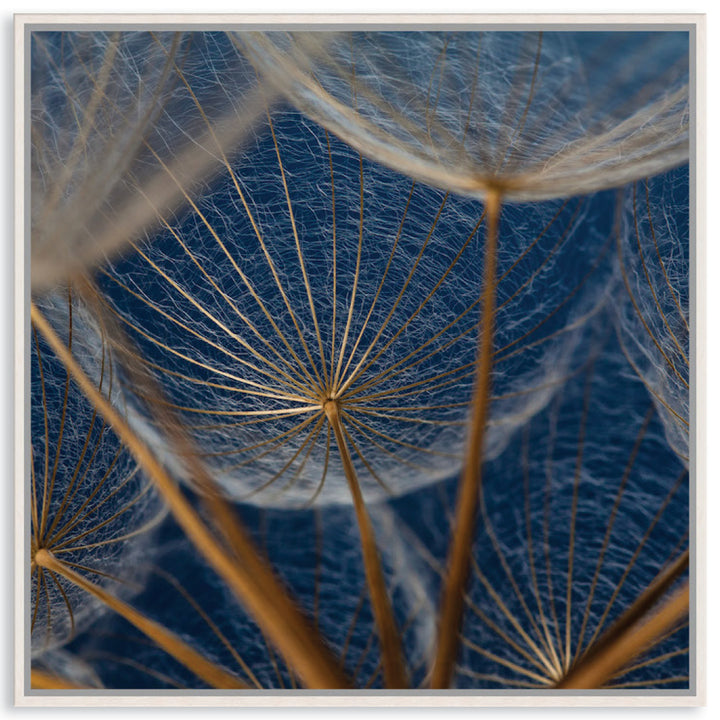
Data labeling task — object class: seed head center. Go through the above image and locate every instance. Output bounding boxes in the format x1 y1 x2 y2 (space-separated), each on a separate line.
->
322 396 341 422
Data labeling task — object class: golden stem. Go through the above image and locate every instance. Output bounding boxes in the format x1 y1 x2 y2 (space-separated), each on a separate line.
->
34 549 247 689
31 669 86 690
431 187 501 689
324 399 408 688
557 584 689 689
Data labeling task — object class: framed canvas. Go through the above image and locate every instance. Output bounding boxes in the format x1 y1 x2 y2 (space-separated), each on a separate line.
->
14 12 706 707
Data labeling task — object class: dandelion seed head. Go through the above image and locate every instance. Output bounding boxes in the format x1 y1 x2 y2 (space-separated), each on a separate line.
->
239 30 689 202
31 292 166 656
98 108 615 507
615 167 690 464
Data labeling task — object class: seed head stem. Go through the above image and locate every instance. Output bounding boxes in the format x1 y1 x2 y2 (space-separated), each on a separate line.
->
431 187 502 688
324 399 408 688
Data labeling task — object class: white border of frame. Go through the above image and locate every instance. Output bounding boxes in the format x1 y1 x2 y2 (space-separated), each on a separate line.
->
14 12 707 708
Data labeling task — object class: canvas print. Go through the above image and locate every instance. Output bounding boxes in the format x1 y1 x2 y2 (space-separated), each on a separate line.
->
24 22 695 699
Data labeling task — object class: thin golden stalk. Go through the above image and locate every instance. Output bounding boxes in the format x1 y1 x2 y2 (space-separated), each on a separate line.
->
430 187 502 689
34 549 247 689
31 303 348 689
557 582 689 689
324 399 408 688
31 669 86 690
557 549 689 688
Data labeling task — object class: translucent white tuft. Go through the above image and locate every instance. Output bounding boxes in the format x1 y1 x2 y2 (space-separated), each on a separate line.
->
30 31 285 293
237 31 689 202
615 169 689 464
98 109 616 507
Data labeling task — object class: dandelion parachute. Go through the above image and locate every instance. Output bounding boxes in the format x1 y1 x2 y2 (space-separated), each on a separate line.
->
97 106 616 507
458 330 689 689
386 326 689 689
616 167 690 464
237 31 689 202
30 31 284 292
31 289 166 656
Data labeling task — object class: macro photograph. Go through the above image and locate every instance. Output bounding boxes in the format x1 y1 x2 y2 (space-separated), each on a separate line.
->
17 17 700 704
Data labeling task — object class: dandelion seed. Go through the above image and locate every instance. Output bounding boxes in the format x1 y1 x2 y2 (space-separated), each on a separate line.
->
238 31 689 202
96 107 616 508
31 31 285 292
397 327 690 689
30 289 167 657
615 167 690 464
